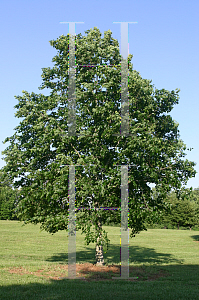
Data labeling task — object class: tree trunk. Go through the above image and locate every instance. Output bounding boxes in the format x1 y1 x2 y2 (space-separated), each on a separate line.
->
95 218 105 266
189 226 192 231
177 223 179 230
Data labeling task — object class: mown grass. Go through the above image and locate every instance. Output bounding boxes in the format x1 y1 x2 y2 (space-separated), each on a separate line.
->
0 220 199 299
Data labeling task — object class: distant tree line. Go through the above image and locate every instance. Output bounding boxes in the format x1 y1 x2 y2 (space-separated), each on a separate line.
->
0 168 199 230
145 187 199 231
0 169 19 220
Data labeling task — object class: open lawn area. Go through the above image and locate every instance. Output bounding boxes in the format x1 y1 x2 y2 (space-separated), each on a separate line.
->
0 220 199 299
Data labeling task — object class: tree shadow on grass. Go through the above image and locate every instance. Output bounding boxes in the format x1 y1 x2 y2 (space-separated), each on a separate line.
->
42 244 183 281
45 243 183 266
190 235 199 242
3 244 182 285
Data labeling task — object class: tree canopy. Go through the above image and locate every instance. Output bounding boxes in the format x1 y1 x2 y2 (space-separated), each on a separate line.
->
1 27 196 264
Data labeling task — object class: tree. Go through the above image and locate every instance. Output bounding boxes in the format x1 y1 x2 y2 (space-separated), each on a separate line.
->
1 27 196 265
192 188 199 206
175 187 199 230
157 188 199 230
181 199 199 230
192 188 199 229
0 169 18 220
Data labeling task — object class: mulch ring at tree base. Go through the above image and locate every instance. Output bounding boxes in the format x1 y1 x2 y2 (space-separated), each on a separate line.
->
5 263 171 282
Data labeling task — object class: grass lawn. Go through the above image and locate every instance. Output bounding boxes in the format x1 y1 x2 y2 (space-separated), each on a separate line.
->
0 220 199 299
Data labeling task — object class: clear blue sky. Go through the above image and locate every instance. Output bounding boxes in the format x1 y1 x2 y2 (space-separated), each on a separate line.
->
0 0 198 189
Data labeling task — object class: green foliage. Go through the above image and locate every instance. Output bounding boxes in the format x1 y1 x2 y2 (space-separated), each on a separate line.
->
192 187 199 206
1 27 196 252
148 187 199 230
0 169 18 220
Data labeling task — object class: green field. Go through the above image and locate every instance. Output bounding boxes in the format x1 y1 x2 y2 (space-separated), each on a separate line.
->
0 220 199 299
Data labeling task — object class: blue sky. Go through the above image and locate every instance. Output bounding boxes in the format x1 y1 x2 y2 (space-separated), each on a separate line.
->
0 0 198 189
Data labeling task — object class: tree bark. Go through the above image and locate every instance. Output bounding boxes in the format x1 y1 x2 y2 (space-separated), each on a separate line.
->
190 226 192 230
95 218 105 266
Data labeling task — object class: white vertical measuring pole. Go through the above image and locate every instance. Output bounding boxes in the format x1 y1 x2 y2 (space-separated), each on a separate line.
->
112 21 138 280
59 20 84 281
112 164 137 280
120 165 129 277
120 22 129 137
113 21 137 137
60 21 84 136
68 22 76 136
68 165 76 278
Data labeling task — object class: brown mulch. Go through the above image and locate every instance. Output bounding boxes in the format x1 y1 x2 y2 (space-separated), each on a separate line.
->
5 263 171 282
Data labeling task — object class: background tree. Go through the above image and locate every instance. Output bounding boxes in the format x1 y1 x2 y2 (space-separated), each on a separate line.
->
192 188 199 229
175 187 199 230
154 188 199 230
1 27 196 265
192 187 199 207
0 169 18 220
181 199 199 230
